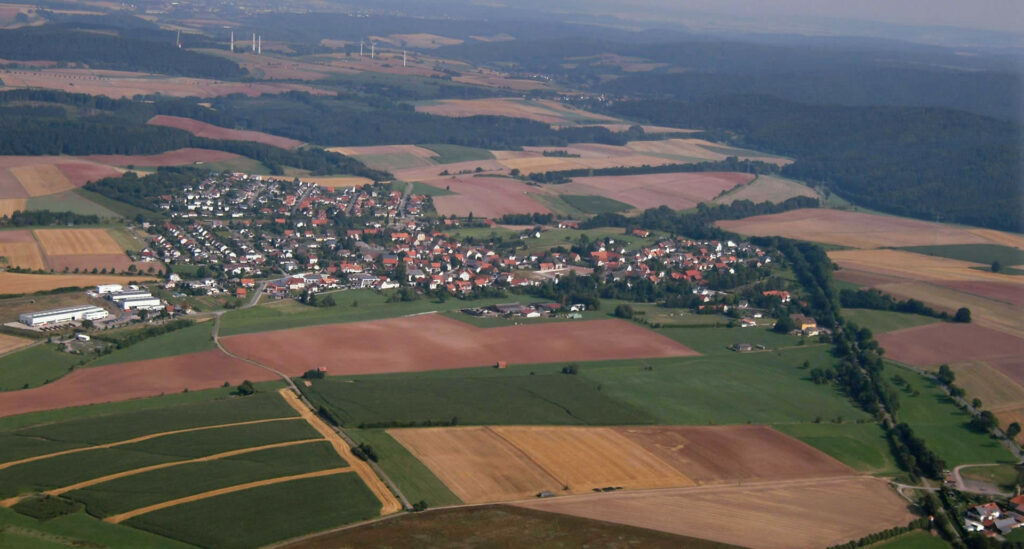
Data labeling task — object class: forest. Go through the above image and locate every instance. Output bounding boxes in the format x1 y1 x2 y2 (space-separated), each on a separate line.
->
609 95 1021 231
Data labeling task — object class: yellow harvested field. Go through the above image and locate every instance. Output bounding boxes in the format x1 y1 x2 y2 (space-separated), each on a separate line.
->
300 176 374 189
718 209 1002 248
10 164 74 197
0 272 156 294
873 281 1023 339
389 426 562 503
829 249 1024 284
969 228 1024 251
996 407 1024 444
0 333 32 355
0 241 45 270
490 426 694 492
498 156 588 173
416 98 621 125
714 175 819 205
34 228 123 256
0 198 26 216
952 361 1024 411
518 476 914 549
380 33 463 48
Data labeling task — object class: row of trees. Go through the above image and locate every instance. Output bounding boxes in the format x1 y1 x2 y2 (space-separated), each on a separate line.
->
526 156 781 184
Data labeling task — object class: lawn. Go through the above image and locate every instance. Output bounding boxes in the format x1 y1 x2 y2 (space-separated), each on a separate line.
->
218 289 513 336
889 363 1016 466
67 441 345 518
347 429 460 508
0 344 81 392
774 422 899 475
843 309 940 335
302 366 655 428
419 144 495 164
580 345 872 425
958 464 1019 491
559 193 634 214
898 244 1024 267
0 507 189 549
657 325 804 355
870 531 951 549
306 505 735 548
90 321 216 366
126 473 381 549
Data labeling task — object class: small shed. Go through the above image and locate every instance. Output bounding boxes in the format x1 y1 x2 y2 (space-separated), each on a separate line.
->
495 361 508 369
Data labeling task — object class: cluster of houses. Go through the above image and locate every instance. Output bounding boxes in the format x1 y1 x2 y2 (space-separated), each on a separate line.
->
965 499 1024 538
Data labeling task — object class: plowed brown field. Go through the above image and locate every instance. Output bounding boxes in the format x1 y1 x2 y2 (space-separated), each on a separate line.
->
430 176 552 218
391 425 851 504
518 476 914 549
0 157 119 197
34 229 123 255
220 314 695 376
876 323 1024 375
147 116 304 149
556 172 753 211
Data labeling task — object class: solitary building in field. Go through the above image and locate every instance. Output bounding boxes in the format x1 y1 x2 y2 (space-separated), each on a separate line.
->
19 305 109 327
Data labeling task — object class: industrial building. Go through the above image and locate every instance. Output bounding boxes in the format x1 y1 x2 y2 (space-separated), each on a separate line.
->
19 305 109 327
109 290 163 311
95 284 124 294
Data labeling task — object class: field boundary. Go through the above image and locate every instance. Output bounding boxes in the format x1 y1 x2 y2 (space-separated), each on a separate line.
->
105 467 354 523
0 417 304 471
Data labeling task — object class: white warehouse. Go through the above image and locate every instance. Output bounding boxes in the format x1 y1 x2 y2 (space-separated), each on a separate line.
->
19 305 109 327
118 297 163 311
95 284 123 294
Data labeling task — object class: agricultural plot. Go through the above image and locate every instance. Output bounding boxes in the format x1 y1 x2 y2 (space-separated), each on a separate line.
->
33 228 134 273
876 323 1023 374
391 424 852 504
0 272 155 295
0 344 80 392
554 172 754 211
0 230 45 270
518 477 915 549
419 144 495 164
718 208 1008 249
0 198 25 216
713 174 819 205
300 175 374 189
0 157 120 200
146 115 304 149
0 506 189 549
345 429 461 508
329 144 441 171
416 98 622 125
25 191 120 217
429 175 553 218
774 423 899 474
842 309 939 334
91 322 216 367
220 314 696 378
559 194 633 214
898 244 1024 268
84 148 244 168
626 138 791 165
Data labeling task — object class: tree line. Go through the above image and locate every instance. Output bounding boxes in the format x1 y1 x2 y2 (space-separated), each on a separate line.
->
526 156 781 184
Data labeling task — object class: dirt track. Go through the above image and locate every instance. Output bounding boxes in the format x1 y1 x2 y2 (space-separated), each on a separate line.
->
0 417 303 471
279 389 403 515
105 467 354 523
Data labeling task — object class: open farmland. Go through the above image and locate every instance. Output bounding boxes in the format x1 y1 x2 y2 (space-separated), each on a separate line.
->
299 175 374 189
627 138 791 165
146 116 304 149
84 148 244 168
328 144 440 171
416 98 622 125
0 272 155 294
0 230 46 270
0 68 329 99
518 477 915 549
0 198 26 216
718 209 1008 248
390 425 852 503
426 176 553 218
713 174 819 205
0 333 31 356
876 323 1024 378
30 228 136 273
554 172 754 211
220 314 696 377
0 157 120 199
9 164 76 196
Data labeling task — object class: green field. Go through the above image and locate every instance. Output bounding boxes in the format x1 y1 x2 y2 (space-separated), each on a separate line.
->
958 464 1020 490
305 505 736 549
559 194 634 214
68 441 345 517
419 143 495 164
24 191 121 218
72 189 153 220
899 244 1024 267
890 363 1016 466
0 507 189 549
126 473 381 549
347 429 460 508
775 422 899 474
843 309 939 334
91 321 216 367
658 325 804 355
302 366 655 428
870 531 951 549
0 344 82 392
408 180 455 196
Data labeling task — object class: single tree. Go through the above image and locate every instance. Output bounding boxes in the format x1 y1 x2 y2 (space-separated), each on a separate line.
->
1007 422 1021 439
953 307 971 323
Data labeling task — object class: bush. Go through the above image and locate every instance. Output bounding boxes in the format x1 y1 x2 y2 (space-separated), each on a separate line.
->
236 380 256 396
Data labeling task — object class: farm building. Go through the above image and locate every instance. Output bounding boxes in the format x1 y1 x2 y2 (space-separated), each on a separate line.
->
19 305 109 327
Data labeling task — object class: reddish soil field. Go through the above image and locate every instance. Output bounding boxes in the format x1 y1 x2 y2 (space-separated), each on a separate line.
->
147 115 304 149
429 176 552 218
557 172 753 210
0 157 119 195
877 323 1024 370
45 253 132 273
616 425 853 484
220 314 696 376
0 169 29 199
0 350 272 418
931 280 1024 307
55 162 121 186
84 148 242 167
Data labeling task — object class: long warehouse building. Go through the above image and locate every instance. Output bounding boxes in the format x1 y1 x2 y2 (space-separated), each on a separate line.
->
19 305 109 327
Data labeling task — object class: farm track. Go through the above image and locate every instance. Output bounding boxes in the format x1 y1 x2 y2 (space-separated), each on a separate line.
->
104 467 354 524
0 417 304 471
279 389 404 515
0 438 324 508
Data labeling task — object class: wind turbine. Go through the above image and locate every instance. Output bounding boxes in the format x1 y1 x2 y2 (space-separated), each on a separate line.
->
359 39 364 57
370 41 375 59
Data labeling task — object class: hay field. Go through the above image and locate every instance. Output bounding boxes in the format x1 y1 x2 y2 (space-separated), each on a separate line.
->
830 249 1023 285
0 272 155 294
393 159 505 182
719 209 1006 249
392 425 852 504
429 176 553 218
518 476 914 549
329 145 439 171
554 172 753 211
952 361 1024 411
0 230 45 270
0 333 32 355
872 281 1023 339
9 164 74 196
147 116 304 149
416 98 622 125
0 157 120 199
876 323 1024 374
34 229 123 256
0 198 25 216
714 175 819 205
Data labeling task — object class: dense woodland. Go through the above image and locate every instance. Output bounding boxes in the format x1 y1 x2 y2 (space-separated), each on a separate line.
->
609 96 1022 231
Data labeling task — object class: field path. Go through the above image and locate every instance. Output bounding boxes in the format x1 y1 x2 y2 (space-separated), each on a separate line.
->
0 438 324 508
104 467 353 524
279 389 403 515
0 417 303 471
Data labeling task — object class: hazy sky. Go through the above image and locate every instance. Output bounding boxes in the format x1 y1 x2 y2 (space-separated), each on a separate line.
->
635 0 1023 34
